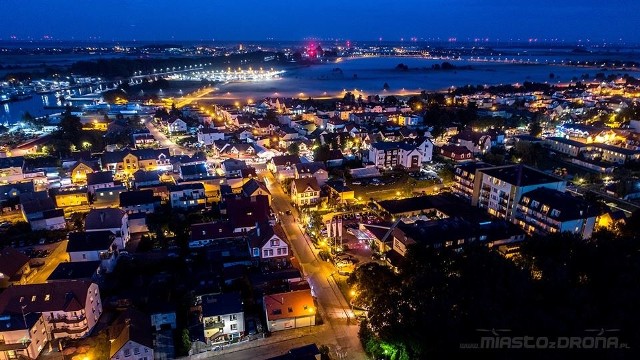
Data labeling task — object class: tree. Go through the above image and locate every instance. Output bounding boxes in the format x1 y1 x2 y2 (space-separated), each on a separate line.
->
529 120 543 137
287 142 300 156
383 96 398 106
314 144 331 162
180 328 192 355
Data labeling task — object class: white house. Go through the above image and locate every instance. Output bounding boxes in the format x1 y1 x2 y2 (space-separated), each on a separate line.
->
0 280 103 340
67 231 119 273
168 118 188 133
169 183 206 210
0 313 48 360
201 293 245 344
109 309 154 360
264 289 315 332
291 178 320 207
250 223 289 266
198 128 225 146
84 208 130 249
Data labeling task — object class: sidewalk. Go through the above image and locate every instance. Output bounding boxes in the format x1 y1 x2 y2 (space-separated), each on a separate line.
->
186 325 328 359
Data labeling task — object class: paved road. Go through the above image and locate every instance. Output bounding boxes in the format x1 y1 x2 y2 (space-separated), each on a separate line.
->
246 172 366 360
144 119 194 156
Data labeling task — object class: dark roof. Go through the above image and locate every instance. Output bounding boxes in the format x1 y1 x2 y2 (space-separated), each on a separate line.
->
250 223 288 249
190 222 236 241
271 155 301 166
67 231 116 252
398 218 522 246
221 158 247 171
242 179 270 197
169 183 205 192
292 178 320 193
545 136 588 148
0 280 94 314
0 157 24 169
480 164 562 187
132 170 161 184
0 247 30 278
0 181 34 202
0 312 41 332
180 163 208 177
47 261 101 282
20 195 56 215
326 181 352 193
110 308 154 358
440 144 472 155
201 292 243 317
226 195 271 229
101 148 170 164
87 171 114 186
85 208 126 229
520 188 601 221
119 189 159 207
293 161 326 175
591 143 640 156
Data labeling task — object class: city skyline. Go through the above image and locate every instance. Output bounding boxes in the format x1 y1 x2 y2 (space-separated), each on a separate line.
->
2 0 640 43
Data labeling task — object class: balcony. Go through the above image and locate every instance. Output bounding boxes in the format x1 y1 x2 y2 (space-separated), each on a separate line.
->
50 325 88 335
49 314 86 325
204 319 224 330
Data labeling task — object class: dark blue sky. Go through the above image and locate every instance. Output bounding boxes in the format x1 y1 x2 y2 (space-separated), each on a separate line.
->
2 0 639 42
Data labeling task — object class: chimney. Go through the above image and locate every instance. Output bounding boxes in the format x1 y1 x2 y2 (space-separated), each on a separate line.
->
256 222 260 236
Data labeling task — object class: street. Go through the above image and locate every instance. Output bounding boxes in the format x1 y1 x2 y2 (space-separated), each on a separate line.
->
215 171 367 359
144 119 194 156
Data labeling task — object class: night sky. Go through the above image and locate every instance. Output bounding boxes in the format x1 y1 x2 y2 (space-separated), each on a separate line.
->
1 0 639 42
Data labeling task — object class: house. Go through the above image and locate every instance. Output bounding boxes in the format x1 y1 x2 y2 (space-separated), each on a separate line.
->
0 181 34 211
268 155 301 181
453 131 492 154
452 162 492 201
69 160 96 184
20 192 65 231
47 261 101 283
168 118 188 133
263 289 315 332
67 231 119 273
291 178 321 207
100 148 172 177
326 181 355 204
225 195 271 232
0 157 25 184
219 143 258 159
250 223 289 266
544 137 589 157
0 280 103 339
119 189 160 214
367 139 428 169
198 128 225 146
109 308 154 360
241 179 271 205
0 247 31 288
439 144 474 162
169 183 206 210
85 208 130 249
591 143 640 164
201 293 245 344
132 131 157 148
87 171 115 194
132 170 162 188
0 312 48 360
94 185 127 208
293 162 328 186
180 163 209 180
221 159 248 178
516 188 599 239
189 222 237 248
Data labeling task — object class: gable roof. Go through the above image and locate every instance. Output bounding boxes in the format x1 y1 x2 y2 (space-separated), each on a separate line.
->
190 222 236 241
201 292 243 317
85 208 126 229
271 155 301 166
119 189 159 207
67 231 116 252
242 179 270 197
0 247 30 278
293 178 320 193
87 171 114 186
250 223 288 249
0 280 94 314
226 195 270 229
109 308 154 358
293 162 326 175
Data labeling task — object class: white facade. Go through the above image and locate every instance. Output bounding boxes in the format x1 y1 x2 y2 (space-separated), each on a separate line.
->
110 340 153 360
168 118 187 133
198 130 225 146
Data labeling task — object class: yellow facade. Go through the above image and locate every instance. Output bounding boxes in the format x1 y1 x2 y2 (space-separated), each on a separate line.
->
71 163 94 184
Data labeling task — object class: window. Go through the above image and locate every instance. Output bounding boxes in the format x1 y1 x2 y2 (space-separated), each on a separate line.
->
271 239 279 246
134 348 140 355
230 324 238 331
230 314 237 320
124 349 131 357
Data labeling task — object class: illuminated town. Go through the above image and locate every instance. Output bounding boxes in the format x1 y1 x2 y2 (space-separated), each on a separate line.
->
0 1 639 359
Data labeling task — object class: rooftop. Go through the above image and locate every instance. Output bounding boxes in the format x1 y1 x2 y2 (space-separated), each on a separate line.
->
480 164 562 187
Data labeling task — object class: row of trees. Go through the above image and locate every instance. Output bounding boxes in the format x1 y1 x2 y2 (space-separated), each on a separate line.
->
349 226 640 359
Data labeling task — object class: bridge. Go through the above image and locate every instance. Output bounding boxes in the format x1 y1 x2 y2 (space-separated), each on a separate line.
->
168 68 285 82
